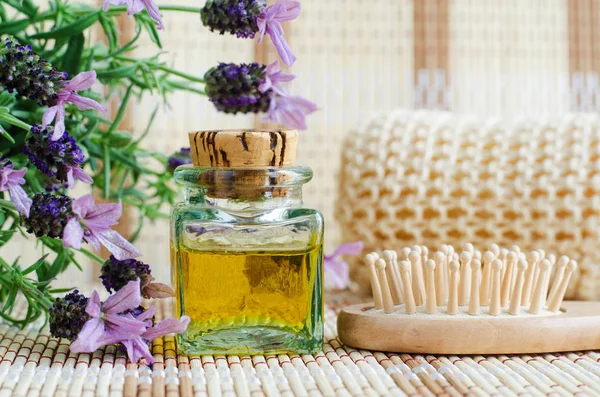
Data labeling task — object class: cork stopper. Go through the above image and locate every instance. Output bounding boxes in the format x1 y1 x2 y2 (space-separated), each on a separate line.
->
186 129 300 199
188 129 298 168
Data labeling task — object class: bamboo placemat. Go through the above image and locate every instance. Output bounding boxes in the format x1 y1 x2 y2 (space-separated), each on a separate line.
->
1 293 599 396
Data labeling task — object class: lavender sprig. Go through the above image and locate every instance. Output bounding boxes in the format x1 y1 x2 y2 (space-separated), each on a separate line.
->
23 125 92 188
0 36 67 107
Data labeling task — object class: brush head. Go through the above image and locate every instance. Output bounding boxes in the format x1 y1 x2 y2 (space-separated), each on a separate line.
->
362 243 578 319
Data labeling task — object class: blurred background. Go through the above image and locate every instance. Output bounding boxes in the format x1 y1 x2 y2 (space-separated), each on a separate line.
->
4 0 600 287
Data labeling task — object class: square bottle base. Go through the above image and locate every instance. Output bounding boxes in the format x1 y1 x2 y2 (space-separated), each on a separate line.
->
177 326 323 356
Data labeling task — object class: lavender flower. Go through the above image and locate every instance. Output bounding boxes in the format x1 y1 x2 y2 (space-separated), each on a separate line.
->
121 305 190 364
205 60 316 130
102 0 164 30
49 290 90 340
201 0 301 66
22 193 72 239
42 71 107 141
101 255 174 299
201 0 264 39
167 148 192 173
205 62 271 114
0 158 32 217
0 36 67 107
23 125 92 188
324 241 364 289
70 280 148 354
68 280 189 364
22 193 141 260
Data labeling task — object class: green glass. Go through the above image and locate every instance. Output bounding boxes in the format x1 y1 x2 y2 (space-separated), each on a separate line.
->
170 165 324 355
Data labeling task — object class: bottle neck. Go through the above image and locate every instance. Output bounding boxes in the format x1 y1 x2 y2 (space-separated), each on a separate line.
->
184 186 303 212
175 165 312 214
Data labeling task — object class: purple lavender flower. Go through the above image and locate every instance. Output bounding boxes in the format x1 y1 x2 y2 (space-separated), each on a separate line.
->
0 158 31 217
256 1 301 66
23 125 92 188
70 280 149 354
42 71 107 141
121 305 190 364
49 290 90 340
205 62 271 114
22 193 140 260
102 0 164 30
324 241 364 289
201 0 300 66
0 36 68 107
205 60 316 129
101 255 174 299
167 148 192 174
201 0 264 38
69 280 189 364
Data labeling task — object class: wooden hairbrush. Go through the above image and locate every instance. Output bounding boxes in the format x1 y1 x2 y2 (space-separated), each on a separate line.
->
337 243 600 354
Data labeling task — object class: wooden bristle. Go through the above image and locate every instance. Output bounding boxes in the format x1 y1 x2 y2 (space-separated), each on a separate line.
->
409 250 425 306
521 250 540 305
368 243 578 317
489 259 503 316
425 259 437 314
383 250 402 305
433 251 446 306
447 260 459 315
547 260 577 312
509 259 528 315
458 251 472 306
467 259 481 315
375 259 395 314
528 259 552 315
399 260 416 314
500 251 517 307
547 255 569 304
365 253 383 309
480 251 495 305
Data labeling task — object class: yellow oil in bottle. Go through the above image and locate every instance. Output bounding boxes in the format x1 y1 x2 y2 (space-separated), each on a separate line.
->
172 243 323 354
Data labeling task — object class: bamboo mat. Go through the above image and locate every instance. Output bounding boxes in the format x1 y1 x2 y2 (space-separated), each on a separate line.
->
1 293 600 396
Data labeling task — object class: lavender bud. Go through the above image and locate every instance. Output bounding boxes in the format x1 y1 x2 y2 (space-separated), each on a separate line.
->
205 62 271 114
0 36 67 106
49 290 90 340
100 255 152 294
22 193 73 239
23 125 85 184
201 0 265 38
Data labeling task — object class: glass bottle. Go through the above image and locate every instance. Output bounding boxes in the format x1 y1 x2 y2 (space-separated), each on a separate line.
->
170 129 324 355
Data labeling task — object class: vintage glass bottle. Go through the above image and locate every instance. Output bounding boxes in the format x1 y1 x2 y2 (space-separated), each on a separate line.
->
170 129 324 355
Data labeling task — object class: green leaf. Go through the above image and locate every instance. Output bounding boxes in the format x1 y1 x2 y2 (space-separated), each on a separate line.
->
103 144 110 199
22 255 49 275
107 84 133 135
62 33 84 77
96 64 139 80
0 18 29 34
29 11 99 39
0 125 15 144
140 17 162 48
98 13 118 52
107 130 133 148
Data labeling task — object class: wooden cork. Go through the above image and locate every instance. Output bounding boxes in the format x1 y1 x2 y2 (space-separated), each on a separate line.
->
187 129 299 199
188 129 298 168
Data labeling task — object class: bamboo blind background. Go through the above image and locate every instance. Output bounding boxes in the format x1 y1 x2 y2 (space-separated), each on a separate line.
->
3 0 600 289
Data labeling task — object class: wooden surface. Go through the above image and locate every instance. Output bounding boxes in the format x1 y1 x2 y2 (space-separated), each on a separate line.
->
3 293 600 395
337 300 600 355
